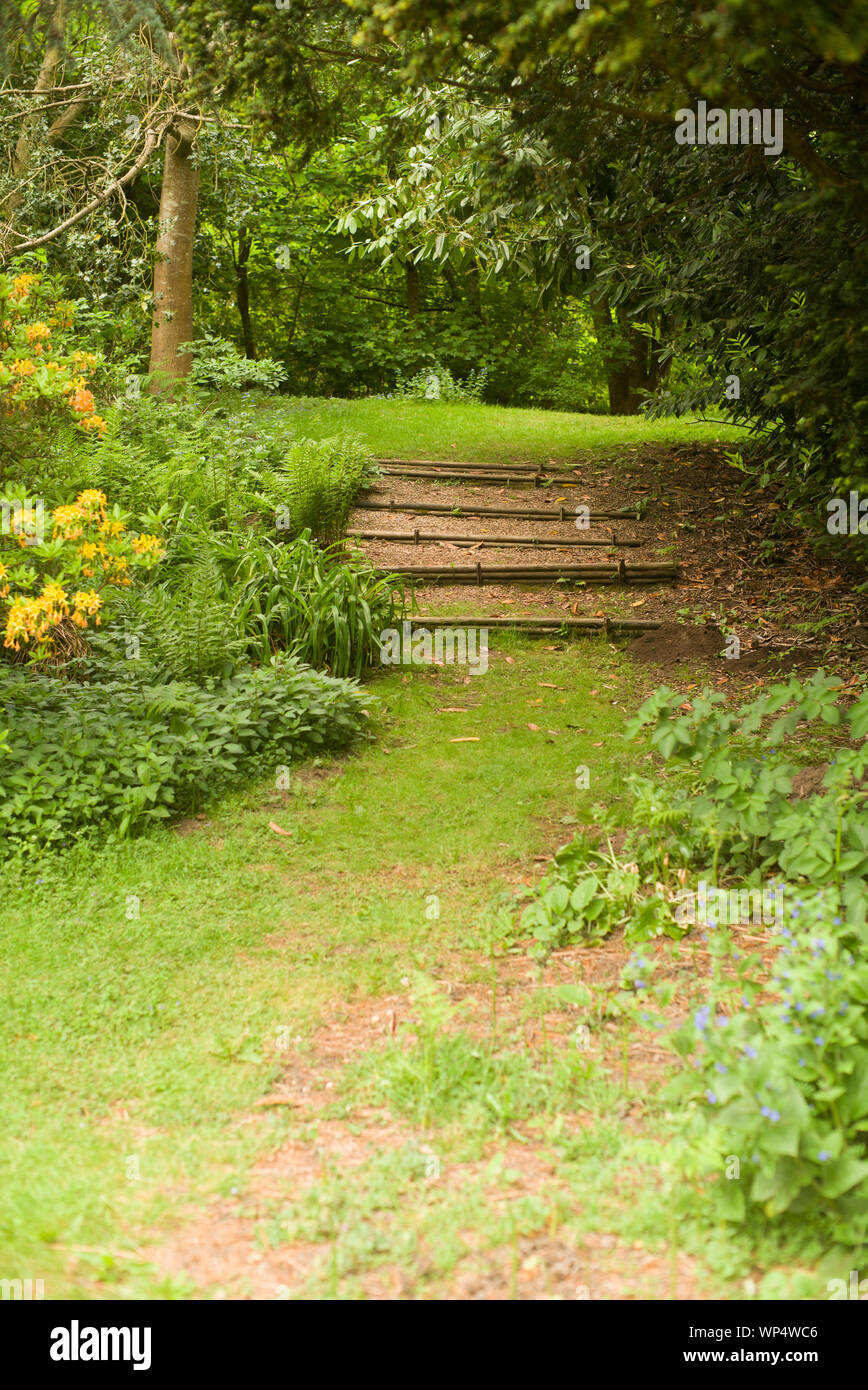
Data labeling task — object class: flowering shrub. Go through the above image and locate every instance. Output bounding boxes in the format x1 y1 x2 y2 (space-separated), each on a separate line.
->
0 271 108 444
0 487 164 658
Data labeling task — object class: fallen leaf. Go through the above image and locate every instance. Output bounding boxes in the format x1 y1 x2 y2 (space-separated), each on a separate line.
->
450 737 480 743
527 723 541 731
268 821 293 836
253 1095 295 1109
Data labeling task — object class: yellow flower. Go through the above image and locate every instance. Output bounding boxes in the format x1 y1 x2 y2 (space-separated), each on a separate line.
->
10 272 39 300
39 581 69 619
10 358 35 377
78 415 107 436
4 597 38 650
76 489 107 515
72 588 101 616
25 321 50 342
52 503 85 540
132 533 164 556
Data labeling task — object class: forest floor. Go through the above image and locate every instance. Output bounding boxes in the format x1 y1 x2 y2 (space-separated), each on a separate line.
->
4 410 864 1300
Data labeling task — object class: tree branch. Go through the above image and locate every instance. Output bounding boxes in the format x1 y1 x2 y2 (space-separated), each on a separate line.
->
3 122 168 258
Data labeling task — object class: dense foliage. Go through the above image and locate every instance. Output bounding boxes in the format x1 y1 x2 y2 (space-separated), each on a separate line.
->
0 657 374 851
518 672 868 1243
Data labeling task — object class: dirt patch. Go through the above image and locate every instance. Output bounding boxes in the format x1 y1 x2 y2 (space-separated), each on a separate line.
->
628 620 726 670
790 764 830 798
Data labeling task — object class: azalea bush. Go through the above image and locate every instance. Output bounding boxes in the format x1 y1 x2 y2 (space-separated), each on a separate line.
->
0 487 164 660
0 271 109 456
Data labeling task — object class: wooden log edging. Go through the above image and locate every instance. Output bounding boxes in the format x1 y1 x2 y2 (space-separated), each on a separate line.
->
356 498 641 522
409 614 662 633
376 465 549 486
377 561 678 585
374 457 589 479
347 527 643 549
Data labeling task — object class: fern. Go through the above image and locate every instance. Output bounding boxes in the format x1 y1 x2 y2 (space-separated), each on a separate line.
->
263 435 371 544
111 556 245 681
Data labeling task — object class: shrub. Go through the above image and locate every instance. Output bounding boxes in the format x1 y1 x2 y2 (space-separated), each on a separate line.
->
229 530 405 678
0 487 165 660
0 271 108 458
88 527 405 682
517 672 868 1244
0 656 374 852
518 672 868 961
658 892 868 1245
388 362 488 403
178 335 288 392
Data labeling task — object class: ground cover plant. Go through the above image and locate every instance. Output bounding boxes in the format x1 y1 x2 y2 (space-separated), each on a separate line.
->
0 658 374 851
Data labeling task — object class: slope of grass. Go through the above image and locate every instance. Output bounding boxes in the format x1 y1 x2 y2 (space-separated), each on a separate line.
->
261 397 746 463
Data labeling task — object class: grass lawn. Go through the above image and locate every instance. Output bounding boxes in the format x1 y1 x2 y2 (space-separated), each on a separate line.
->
257 397 748 463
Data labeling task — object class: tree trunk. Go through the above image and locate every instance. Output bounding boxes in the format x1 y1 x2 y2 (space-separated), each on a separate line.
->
148 118 199 386
590 293 666 415
405 259 422 317
235 226 256 359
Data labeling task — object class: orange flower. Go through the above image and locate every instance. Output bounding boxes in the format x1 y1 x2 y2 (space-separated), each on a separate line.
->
70 388 95 414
